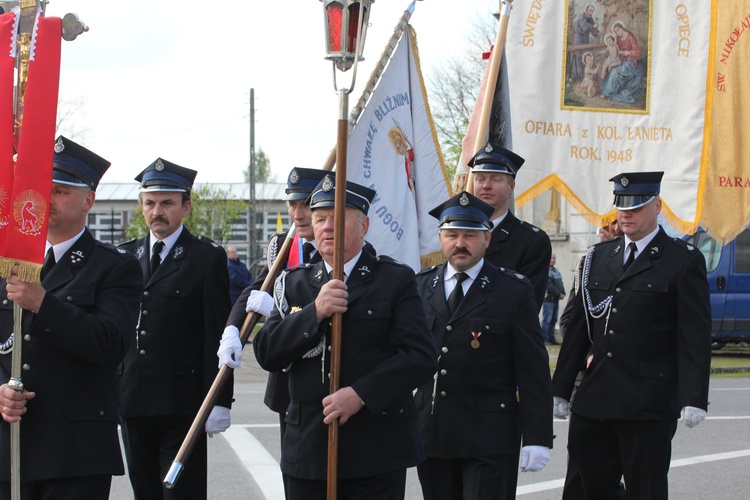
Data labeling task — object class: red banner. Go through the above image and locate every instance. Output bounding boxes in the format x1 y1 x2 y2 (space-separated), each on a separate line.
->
0 15 61 282
0 13 16 263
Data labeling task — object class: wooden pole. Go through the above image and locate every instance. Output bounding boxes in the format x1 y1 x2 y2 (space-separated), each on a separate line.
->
326 88 349 500
164 222 300 488
467 0 514 195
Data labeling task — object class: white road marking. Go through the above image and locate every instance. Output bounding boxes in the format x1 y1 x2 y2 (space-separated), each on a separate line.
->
517 448 750 496
224 426 285 500
227 423 750 499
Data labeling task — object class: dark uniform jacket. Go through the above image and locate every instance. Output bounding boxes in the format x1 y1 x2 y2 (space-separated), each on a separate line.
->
0 229 142 481
414 261 553 458
485 211 551 311
118 227 232 417
227 232 322 413
253 251 437 480
229 234 374 413
552 228 712 420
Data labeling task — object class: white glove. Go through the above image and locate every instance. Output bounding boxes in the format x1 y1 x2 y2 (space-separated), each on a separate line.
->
520 445 550 472
205 406 231 437
217 325 243 369
553 397 570 420
680 406 707 428
246 290 275 317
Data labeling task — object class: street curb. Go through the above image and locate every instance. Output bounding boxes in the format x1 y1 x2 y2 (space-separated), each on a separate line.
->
710 366 750 374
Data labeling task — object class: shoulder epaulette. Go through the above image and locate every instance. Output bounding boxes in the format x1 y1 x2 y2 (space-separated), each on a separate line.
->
518 220 545 234
671 237 698 253
117 238 137 247
288 262 313 271
375 254 409 267
416 265 438 276
194 235 223 250
97 240 135 258
496 266 528 282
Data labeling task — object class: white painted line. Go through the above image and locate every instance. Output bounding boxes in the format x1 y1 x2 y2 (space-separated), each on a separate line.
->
517 448 750 496
670 448 750 467
223 426 285 500
517 478 565 495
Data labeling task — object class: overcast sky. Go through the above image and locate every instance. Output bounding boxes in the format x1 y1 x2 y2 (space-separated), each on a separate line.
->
39 0 499 184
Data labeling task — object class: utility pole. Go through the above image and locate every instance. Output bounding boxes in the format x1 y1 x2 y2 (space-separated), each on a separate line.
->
248 88 257 263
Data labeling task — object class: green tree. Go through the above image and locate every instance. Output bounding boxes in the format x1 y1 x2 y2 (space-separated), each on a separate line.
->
243 147 274 183
124 185 248 245
426 11 497 176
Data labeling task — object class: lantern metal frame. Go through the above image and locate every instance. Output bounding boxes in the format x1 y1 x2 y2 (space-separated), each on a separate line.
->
320 0 373 93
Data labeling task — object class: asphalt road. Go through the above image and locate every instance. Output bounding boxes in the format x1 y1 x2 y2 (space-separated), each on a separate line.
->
109 358 750 499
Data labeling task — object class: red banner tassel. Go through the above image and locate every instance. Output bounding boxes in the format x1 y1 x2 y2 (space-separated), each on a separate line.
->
1 16 61 282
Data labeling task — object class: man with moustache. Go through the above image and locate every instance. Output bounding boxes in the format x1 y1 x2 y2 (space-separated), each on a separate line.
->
118 159 232 500
0 137 142 499
470 143 551 310
254 175 436 499
553 172 711 499
414 191 553 500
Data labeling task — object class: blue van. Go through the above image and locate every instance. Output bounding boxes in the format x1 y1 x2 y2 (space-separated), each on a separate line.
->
684 229 750 349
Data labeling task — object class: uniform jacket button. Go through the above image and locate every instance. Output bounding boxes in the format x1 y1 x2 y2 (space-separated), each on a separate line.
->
441 346 448 353
446 325 453 332
607 352 613 358
22 363 30 371
66 296 74 302
143 291 149 297
23 334 31 341
139 350 146 355
440 369 447 376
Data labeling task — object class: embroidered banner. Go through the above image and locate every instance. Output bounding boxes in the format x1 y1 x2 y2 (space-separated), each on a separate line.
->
0 13 61 280
506 0 714 236
346 26 452 270
700 1 750 243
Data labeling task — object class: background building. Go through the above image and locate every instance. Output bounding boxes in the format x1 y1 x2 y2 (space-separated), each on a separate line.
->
92 182 288 275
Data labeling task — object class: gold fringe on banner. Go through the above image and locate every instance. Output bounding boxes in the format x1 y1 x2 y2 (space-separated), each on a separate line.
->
0 258 42 283
515 174 700 236
0 258 14 279
16 260 42 283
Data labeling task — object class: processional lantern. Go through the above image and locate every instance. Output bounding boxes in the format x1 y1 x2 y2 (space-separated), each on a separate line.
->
321 0 373 79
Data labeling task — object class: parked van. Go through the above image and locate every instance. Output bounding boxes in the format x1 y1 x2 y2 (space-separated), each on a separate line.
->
684 229 750 349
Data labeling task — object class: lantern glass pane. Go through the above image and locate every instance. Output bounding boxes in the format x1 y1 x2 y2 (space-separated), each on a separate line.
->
346 4 360 54
326 3 343 53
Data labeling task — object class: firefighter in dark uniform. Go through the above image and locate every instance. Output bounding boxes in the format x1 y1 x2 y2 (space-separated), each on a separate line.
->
414 191 553 500
219 167 328 453
553 172 712 499
470 143 551 310
218 167 375 448
0 137 142 499
253 175 437 499
118 159 232 500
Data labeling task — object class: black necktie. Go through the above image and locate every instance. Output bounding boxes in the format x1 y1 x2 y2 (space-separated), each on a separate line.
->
302 242 315 263
623 242 638 270
150 240 165 276
40 247 55 280
447 272 468 315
